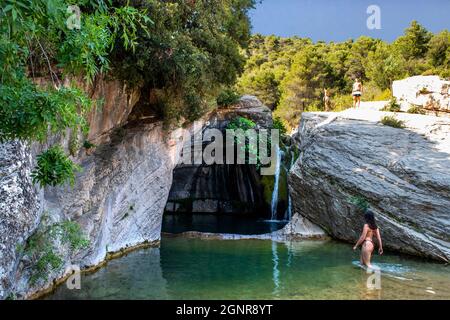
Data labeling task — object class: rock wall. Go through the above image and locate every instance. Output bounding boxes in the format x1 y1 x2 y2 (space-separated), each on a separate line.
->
0 78 185 299
166 96 273 215
0 142 41 299
289 111 450 262
0 90 273 299
393 75 450 114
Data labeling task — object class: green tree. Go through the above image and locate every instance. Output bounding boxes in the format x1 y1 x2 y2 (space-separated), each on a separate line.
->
111 0 255 126
237 68 280 108
366 42 407 90
345 36 380 81
393 21 432 60
427 30 450 68
275 45 334 128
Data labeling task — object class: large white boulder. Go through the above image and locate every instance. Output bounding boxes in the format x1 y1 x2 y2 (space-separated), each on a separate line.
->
392 75 450 112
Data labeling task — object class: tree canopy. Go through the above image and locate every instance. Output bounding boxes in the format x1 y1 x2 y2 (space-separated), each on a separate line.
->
0 0 255 186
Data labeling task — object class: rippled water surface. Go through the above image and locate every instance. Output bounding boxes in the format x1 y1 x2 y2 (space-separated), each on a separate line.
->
47 237 450 300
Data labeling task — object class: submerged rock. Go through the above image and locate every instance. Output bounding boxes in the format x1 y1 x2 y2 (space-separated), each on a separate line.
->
163 213 327 241
289 111 450 262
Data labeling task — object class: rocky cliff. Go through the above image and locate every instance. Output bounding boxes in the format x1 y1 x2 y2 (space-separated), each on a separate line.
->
0 78 186 299
289 110 450 262
0 85 274 298
166 95 274 215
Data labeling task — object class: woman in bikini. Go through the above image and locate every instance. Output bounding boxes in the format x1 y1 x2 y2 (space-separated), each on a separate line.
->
352 78 363 108
353 209 383 268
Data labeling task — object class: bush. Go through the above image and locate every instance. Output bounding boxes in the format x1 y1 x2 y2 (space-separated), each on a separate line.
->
24 219 89 285
226 116 264 168
226 116 256 131
31 146 81 187
83 140 96 150
332 94 353 112
217 89 240 107
374 88 392 101
382 97 401 112
272 117 287 136
380 115 405 128
407 105 426 114
363 83 391 101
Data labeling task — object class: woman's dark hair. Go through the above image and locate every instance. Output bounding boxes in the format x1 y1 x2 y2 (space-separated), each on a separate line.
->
364 209 378 230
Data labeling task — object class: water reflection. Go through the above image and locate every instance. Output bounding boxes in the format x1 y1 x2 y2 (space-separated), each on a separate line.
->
271 241 280 296
46 238 450 300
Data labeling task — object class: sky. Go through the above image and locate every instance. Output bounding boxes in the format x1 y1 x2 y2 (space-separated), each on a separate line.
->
250 0 450 42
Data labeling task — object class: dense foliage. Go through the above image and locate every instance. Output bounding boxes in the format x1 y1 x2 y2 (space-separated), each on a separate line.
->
31 145 82 187
21 218 89 284
217 88 241 108
111 0 255 125
1 0 255 186
237 21 450 130
380 115 405 129
0 0 150 140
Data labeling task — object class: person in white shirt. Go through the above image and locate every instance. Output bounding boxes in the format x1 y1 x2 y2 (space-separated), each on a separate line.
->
352 78 363 108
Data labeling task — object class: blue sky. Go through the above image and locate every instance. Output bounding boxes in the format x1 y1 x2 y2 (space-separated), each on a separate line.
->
250 0 450 42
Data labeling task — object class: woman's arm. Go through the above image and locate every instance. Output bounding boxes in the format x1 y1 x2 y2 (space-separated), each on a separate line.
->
353 225 368 250
376 228 383 255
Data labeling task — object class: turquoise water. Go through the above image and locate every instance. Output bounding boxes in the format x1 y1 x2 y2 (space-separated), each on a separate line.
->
46 237 450 300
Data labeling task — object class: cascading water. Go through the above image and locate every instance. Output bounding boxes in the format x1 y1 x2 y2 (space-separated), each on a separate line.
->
284 195 292 222
270 146 283 221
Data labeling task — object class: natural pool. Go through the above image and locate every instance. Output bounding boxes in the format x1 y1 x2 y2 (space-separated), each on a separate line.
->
46 237 449 300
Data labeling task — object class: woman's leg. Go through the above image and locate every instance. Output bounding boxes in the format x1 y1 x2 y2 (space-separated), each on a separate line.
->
361 242 374 268
357 96 361 108
352 95 356 107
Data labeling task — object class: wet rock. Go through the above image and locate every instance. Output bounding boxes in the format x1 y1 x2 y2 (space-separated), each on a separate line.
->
166 96 273 215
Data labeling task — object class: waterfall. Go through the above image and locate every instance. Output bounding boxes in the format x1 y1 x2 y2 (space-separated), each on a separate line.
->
270 146 282 220
284 194 292 222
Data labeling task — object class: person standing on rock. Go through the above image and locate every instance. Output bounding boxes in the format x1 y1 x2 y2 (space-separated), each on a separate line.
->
352 78 363 108
353 209 383 268
323 88 332 111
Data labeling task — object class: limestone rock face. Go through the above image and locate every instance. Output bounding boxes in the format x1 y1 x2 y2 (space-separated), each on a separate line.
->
393 75 450 113
0 122 183 299
45 123 179 266
166 95 273 215
0 92 272 299
0 77 178 299
84 79 140 143
0 141 40 299
289 111 450 262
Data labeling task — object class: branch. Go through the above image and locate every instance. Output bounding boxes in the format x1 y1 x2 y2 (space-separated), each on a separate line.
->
36 39 61 88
